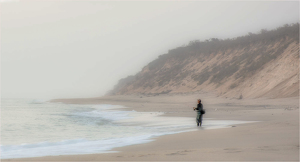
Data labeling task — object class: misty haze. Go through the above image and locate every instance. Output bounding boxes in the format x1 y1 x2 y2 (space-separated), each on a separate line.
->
1 1 299 161
1 1 298 99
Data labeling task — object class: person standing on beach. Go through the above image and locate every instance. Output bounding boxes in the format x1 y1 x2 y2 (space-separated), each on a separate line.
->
193 99 204 127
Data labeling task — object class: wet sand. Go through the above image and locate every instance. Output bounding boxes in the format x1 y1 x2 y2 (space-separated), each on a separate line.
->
4 93 299 161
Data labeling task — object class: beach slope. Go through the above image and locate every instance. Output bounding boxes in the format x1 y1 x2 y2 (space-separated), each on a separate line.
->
4 94 299 161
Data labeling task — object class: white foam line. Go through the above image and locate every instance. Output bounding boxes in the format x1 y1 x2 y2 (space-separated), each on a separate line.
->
1 102 258 159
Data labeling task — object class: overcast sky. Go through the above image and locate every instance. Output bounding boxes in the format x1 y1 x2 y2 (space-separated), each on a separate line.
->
1 1 299 99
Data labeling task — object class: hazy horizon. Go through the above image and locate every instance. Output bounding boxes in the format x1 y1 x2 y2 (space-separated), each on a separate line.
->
1 1 299 99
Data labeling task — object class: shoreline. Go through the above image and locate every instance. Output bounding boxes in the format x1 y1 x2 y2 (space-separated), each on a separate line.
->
3 93 299 161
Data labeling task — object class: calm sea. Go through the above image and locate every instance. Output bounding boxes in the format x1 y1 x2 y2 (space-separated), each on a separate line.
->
0 99 196 159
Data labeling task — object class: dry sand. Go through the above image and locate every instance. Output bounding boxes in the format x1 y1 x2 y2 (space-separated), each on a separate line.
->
4 93 299 161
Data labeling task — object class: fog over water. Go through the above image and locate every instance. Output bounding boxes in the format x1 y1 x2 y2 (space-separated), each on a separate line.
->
1 1 299 99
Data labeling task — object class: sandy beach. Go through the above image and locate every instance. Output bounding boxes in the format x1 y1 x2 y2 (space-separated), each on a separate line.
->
2 1 299 161
4 93 299 161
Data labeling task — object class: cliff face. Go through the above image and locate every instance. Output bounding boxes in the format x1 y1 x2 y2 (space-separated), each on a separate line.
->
108 24 299 99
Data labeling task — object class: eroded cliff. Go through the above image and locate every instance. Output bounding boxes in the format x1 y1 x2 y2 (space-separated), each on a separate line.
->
108 24 299 98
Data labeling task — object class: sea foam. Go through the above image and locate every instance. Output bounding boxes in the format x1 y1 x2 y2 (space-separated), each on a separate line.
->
1 100 257 159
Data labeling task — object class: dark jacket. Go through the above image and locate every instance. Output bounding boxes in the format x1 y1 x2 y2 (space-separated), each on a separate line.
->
195 103 203 114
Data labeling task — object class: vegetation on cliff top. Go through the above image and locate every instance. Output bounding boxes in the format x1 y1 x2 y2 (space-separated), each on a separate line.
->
108 23 299 97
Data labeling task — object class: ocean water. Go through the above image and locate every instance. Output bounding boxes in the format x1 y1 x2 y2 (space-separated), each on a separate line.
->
1 99 254 159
